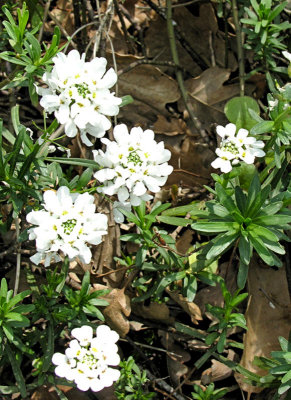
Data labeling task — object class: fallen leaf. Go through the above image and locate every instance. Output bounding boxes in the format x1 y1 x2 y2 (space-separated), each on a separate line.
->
166 137 213 188
131 301 174 324
114 53 180 127
159 330 191 387
93 285 131 337
166 289 202 324
153 114 189 136
201 349 237 384
235 259 291 395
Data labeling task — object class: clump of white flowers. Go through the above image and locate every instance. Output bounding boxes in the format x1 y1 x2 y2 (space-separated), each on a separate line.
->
52 325 120 392
37 50 122 146
93 124 173 211
27 186 107 266
211 123 265 173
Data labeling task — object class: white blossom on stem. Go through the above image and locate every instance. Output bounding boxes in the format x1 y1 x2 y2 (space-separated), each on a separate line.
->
93 124 173 216
211 123 265 173
26 186 107 266
37 50 122 146
52 325 120 392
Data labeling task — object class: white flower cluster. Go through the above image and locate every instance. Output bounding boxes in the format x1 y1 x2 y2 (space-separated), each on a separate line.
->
37 50 121 146
27 186 107 266
52 325 120 392
211 123 265 173
93 124 173 216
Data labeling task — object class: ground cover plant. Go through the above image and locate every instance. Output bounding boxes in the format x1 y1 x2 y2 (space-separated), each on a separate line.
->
0 0 290 399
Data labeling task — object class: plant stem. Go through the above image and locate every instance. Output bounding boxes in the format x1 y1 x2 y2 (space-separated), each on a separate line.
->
231 0 245 96
13 218 21 296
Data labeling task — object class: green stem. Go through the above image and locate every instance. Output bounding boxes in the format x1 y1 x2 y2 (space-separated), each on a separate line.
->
231 0 245 96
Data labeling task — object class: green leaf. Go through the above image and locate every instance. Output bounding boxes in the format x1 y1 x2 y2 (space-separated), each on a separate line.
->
119 95 134 107
192 221 239 233
155 271 186 298
206 231 239 260
249 233 282 266
215 183 238 214
5 342 27 398
253 214 291 227
217 329 227 353
237 261 249 289
46 157 98 169
224 96 260 130
250 120 274 134
239 235 252 265
156 215 190 226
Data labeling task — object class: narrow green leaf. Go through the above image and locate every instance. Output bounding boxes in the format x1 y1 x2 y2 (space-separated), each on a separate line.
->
5 342 27 398
206 231 238 260
192 221 239 233
156 215 190 226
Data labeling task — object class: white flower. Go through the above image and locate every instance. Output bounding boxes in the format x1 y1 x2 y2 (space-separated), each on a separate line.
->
37 50 122 146
211 124 265 173
27 186 107 266
93 124 173 215
52 325 120 392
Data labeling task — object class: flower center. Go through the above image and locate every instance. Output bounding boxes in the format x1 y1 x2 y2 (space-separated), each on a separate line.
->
127 150 142 165
222 141 239 155
62 219 77 234
81 352 99 369
75 83 91 99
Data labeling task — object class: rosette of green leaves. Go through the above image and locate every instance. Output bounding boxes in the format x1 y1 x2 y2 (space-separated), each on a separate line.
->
192 173 291 288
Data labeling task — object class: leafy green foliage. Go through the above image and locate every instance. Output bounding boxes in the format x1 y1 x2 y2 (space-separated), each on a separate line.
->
224 96 260 130
237 333 291 399
192 172 291 288
115 356 156 399
191 383 228 400
0 2 61 103
205 280 247 353
241 0 291 74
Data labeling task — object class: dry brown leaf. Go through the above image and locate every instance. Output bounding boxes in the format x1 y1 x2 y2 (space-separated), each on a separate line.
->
153 114 189 136
93 285 131 337
90 197 123 287
115 54 180 128
173 5 237 71
166 289 202 324
176 229 194 255
49 0 75 36
201 349 237 385
159 330 191 386
144 15 202 77
166 137 213 188
131 301 174 324
235 259 291 395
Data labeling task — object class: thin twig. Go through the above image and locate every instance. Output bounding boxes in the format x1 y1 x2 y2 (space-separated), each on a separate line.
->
113 0 135 53
166 0 208 140
144 0 208 70
37 124 64 157
117 58 187 76
231 0 245 96
38 0 52 42
119 338 183 359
